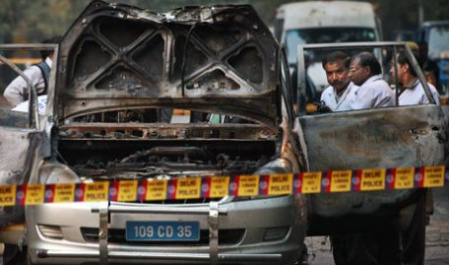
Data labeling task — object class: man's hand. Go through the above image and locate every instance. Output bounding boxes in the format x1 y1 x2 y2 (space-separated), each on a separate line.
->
314 101 332 114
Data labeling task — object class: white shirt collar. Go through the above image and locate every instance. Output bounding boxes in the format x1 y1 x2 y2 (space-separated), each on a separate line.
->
363 74 382 85
45 57 53 68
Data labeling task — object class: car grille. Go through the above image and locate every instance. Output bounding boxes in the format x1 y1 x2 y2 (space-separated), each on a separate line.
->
81 227 245 246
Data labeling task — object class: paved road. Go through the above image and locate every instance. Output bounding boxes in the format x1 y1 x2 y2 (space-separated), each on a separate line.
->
304 187 449 265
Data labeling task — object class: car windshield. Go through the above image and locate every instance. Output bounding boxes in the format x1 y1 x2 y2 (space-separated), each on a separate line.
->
285 27 376 64
428 24 449 60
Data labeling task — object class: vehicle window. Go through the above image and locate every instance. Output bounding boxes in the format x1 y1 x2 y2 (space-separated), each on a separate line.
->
295 43 438 115
285 28 376 64
0 49 45 129
428 25 449 60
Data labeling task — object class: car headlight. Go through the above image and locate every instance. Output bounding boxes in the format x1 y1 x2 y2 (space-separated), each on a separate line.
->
38 162 80 184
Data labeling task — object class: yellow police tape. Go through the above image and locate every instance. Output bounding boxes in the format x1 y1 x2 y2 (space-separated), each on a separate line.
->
0 165 447 206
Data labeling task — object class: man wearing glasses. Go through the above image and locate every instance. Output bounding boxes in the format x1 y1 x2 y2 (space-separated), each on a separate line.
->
348 52 395 109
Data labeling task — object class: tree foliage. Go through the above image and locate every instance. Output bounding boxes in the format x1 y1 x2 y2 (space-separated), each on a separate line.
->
0 0 447 43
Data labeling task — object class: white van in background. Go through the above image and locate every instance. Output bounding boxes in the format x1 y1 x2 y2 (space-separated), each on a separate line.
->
274 1 382 111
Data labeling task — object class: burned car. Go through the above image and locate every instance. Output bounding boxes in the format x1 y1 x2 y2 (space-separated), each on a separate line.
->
0 1 307 265
294 42 447 262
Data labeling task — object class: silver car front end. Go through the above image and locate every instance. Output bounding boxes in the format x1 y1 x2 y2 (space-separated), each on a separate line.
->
27 195 306 265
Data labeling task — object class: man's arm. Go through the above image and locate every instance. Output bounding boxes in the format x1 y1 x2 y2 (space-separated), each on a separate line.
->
3 66 41 107
4 77 28 107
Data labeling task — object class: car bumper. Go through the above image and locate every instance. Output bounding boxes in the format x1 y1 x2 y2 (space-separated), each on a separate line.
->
27 195 307 265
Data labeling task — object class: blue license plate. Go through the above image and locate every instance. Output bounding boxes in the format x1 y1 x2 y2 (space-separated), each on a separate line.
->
126 221 200 241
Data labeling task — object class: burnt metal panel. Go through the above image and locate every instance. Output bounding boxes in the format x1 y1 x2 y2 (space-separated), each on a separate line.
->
56 1 280 125
297 105 446 220
0 129 44 184
299 105 445 171
0 128 44 226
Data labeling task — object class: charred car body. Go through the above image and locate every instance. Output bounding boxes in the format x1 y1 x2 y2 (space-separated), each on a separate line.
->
0 1 307 264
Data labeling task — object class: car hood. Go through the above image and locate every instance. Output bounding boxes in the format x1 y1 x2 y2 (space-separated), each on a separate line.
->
55 1 281 127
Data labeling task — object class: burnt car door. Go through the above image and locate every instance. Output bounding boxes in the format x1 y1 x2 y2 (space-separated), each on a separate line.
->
0 44 57 236
294 42 446 245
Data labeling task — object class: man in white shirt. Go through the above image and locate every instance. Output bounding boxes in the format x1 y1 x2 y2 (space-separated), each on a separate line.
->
330 52 400 265
348 52 395 110
390 49 439 265
320 51 358 111
3 36 61 107
391 50 440 106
